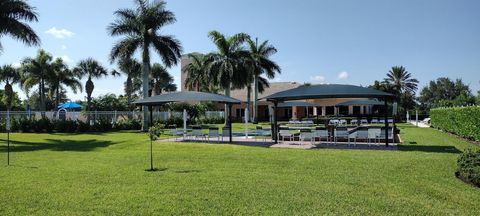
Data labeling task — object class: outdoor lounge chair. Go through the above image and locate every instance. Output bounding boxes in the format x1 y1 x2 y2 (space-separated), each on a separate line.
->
339 119 347 125
255 126 271 142
208 127 220 143
352 127 369 147
192 127 207 142
221 127 230 141
169 128 184 141
334 127 349 145
360 118 369 124
279 129 294 142
299 129 314 145
376 127 394 143
370 119 379 124
314 128 329 144
368 127 381 146
351 119 358 125
378 119 385 124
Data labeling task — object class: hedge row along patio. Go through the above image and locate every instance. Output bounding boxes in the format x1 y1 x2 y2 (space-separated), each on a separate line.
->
430 106 480 142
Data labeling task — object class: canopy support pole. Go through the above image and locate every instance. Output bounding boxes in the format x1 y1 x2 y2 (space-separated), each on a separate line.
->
149 105 153 128
228 104 232 143
384 99 389 147
273 101 278 144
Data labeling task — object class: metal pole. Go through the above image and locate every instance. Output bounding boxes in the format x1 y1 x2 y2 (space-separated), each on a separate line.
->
273 101 278 144
415 110 418 127
149 106 153 127
7 109 10 165
228 104 232 143
245 108 248 138
384 99 389 147
183 109 187 138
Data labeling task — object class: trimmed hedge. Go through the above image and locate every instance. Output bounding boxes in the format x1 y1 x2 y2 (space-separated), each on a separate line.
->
457 149 480 187
430 106 480 141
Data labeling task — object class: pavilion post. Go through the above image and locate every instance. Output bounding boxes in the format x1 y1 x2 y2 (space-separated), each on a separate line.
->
149 105 153 128
228 104 232 143
384 99 389 147
273 101 278 144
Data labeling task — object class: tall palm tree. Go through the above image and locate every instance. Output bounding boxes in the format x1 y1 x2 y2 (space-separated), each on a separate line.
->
246 37 281 123
385 66 418 95
116 56 141 107
108 0 183 130
0 0 40 53
0 64 20 111
150 63 176 95
184 53 209 92
49 58 82 108
206 31 250 123
20 49 53 113
74 58 110 124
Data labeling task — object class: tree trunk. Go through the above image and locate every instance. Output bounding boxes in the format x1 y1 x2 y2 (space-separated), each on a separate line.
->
224 83 231 126
55 86 60 110
142 45 151 131
253 75 259 123
39 79 46 117
86 77 94 124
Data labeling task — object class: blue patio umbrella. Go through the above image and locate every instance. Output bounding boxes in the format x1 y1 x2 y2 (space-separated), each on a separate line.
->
57 102 82 109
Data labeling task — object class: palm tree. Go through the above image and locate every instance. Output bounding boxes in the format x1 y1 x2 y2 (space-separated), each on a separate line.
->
206 31 250 123
49 58 82 108
74 58 110 124
116 57 141 107
246 37 281 123
184 53 209 92
20 49 54 113
385 66 418 95
0 65 21 111
150 63 176 95
108 0 183 130
0 0 40 53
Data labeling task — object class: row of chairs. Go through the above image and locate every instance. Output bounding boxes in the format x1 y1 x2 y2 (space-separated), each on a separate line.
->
279 127 394 146
170 126 273 143
331 118 394 125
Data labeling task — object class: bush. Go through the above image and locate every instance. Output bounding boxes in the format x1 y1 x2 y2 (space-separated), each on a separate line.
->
199 117 224 124
114 119 141 130
430 106 480 141
92 118 113 132
457 149 480 187
54 120 78 133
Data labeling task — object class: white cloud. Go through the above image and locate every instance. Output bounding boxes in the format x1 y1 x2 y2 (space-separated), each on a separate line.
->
61 45 67 50
310 75 326 83
337 71 349 80
12 62 21 68
54 55 74 64
45 27 74 39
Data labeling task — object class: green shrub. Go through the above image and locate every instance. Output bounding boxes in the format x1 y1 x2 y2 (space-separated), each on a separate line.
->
199 116 224 124
457 149 480 187
92 118 113 132
114 119 141 130
430 106 480 141
76 120 90 133
54 120 78 133
33 118 54 133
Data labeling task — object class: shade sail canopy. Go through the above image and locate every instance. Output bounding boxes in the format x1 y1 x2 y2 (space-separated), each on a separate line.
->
264 84 394 102
277 101 319 108
58 102 82 109
336 99 384 106
133 91 241 105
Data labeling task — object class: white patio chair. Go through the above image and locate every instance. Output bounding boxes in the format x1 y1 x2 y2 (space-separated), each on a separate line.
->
376 127 394 143
353 127 369 147
279 129 294 143
169 128 184 141
378 119 385 124
339 119 347 125
351 119 358 125
387 118 394 123
255 126 269 143
314 129 329 144
370 119 379 124
334 127 349 145
221 127 231 141
360 118 369 125
192 127 207 142
300 131 315 145
208 128 220 143
368 128 381 146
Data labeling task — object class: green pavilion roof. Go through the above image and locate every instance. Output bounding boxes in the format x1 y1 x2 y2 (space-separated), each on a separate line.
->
133 91 241 105
335 99 384 106
264 84 394 102
278 101 319 108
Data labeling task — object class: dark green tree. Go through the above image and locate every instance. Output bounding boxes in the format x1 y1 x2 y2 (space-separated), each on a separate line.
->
0 0 40 53
49 58 82 108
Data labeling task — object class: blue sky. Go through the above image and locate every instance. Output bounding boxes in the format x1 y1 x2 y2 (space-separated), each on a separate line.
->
1 0 479 100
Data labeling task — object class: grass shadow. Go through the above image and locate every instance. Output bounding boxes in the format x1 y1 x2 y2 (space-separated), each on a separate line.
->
398 144 462 154
0 138 120 152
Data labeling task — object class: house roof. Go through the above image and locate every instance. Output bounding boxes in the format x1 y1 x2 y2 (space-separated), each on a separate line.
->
264 84 394 102
229 82 302 102
133 91 241 105
278 101 319 108
335 99 384 106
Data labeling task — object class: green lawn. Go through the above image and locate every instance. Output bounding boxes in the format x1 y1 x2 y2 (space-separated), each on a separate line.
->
1 124 479 215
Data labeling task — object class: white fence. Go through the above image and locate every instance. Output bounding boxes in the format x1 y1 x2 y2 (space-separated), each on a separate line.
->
0 110 224 123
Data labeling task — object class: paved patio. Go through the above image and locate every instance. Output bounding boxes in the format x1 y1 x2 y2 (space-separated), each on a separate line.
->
159 136 398 150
